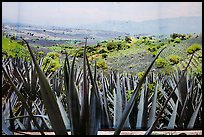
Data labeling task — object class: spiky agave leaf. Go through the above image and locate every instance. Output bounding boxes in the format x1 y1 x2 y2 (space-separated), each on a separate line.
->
187 94 202 129
145 53 195 135
2 67 45 135
80 38 89 134
113 72 123 128
114 47 166 135
2 111 13 135
64 52 80 135
167 100 179 129
86 54 102 135
21 38 67 135
147 80 159 128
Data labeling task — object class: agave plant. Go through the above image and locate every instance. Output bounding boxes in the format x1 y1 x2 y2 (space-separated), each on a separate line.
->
2 37 202 135
144 53 200 135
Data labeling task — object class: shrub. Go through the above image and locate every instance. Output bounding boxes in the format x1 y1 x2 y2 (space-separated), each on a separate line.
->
174 37 181 43
96 43 101 47
102 53 108 58
107 42 116 50
76 49 84 58
17 40 26 45
170 33 178 39
37 51 44 58
155 57 166 68
125 36 132 43
137 71 144 79
42 53 61 73
49 60 61 72
96 60 108 70
156 44 161 49
186 43 202 54
10 35 16 41
121 43 131 50
168 55 180 65
87 46 97 53
148 46 157 52
99 49 108 54
129 64 133 69
152 51 157 57
116 42 122 50
47 52 61 59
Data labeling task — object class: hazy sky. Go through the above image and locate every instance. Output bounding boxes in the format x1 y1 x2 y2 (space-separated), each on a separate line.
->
2 2 202 26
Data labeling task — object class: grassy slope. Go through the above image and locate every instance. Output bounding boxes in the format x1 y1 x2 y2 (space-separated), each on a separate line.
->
6 33 201 75
104 35 202 74
2 37 29 58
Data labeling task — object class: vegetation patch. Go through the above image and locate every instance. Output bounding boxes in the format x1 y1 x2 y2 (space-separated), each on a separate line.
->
96 59 108 70
155 57 166 68
168 55 180 65
2 36 29 59
186 43 202 54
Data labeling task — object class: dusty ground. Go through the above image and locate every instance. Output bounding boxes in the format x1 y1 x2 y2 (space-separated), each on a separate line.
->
13 130 202 135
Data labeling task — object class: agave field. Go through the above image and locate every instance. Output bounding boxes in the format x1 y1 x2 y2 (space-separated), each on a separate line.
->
2 31 202 135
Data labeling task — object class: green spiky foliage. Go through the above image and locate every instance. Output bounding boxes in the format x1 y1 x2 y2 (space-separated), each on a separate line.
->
96 59 108 70
168 55 180 65
155 57 166 68
42 52 62 74
186 43 202 54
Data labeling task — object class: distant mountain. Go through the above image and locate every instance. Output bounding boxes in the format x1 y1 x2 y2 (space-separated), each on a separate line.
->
76 16 202 35
3 16 202 36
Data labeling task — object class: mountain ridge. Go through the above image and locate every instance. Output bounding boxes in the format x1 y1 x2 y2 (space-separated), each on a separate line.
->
76 16 202 35
3 16 202 36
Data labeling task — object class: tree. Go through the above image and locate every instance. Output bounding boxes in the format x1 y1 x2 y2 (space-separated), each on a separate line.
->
125 36 132 43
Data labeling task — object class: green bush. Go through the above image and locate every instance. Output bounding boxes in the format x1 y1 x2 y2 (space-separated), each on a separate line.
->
129 64 133 69
170 33 178 39
155 57 166 68
47 52 61 59
186 43 202 54
137 71 144 79
96 60 108 70
174 37 181 43
38 51 44 56
147 46 157 52
42 52 62 73
87 46 97 53
76 49 84 57
168 55 180 65
125 36 132 43
107 42 117 50
102 53 108 58
152 51 157 57
49 60 61 72
156 44 161 49
121 43 131 50
99 49 108 54
37 51 44 59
